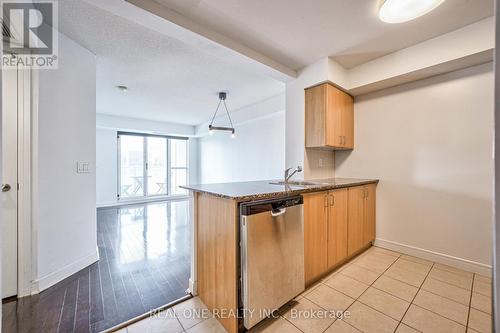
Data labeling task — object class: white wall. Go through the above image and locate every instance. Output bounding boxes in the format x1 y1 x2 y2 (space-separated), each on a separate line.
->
335 63 494 271
34 32 97 290
96 128 117 205
199 111 285 183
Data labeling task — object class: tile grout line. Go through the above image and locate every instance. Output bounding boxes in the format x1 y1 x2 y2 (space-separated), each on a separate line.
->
324 250 404 333
466 274 475 330
392 260 434 333
282 247 401 333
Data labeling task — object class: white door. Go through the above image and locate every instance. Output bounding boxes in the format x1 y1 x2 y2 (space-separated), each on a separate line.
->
2 62 18 298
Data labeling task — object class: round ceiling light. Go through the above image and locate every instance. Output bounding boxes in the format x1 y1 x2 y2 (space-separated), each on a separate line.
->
379 0 446 24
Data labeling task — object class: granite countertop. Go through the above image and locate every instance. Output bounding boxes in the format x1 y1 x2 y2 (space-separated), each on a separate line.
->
181 178 379 201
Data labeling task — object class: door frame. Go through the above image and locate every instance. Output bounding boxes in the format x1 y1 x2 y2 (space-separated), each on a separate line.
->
2 57 35 298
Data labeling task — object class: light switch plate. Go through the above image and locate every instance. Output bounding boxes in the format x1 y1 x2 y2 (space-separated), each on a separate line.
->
77 162 90 173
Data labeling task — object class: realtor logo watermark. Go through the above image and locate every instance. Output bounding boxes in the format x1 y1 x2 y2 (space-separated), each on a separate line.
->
2 0 58 69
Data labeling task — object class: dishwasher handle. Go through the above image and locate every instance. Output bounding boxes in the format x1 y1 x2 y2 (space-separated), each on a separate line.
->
271 207 287 217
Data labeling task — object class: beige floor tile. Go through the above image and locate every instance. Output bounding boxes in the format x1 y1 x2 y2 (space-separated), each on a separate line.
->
475 274 492 285
402 305 466 333
413 290 469 325
324 320 362 333
360 251 399 265
384 265 427 287
340 264 381 285
343 301 399 333
473 280 492 297
251 316 302 333
468 308 492 333
471 292 492 314
428 268 473 290
127 310 184 333
299 281 322 299
421 278 471 305
321 270 340 282
400 254 433 267
354 258 391 274
173 297 212 330
324 274 369 299
372 275 418 302
395 324 420 333
393 258 432 275
281 297 335 333
468 328 481 333
369 246 401 257
434 263 474 278
358 287 410 320
305 284 355 312
186 317 227 333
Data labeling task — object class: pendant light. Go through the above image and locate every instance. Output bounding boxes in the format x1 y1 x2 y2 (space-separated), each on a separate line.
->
208 92 235 138
379 0 445 24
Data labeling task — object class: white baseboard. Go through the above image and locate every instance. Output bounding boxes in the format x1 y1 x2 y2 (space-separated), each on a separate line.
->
32 249 100 293
188 278 197 296
374 238 492 277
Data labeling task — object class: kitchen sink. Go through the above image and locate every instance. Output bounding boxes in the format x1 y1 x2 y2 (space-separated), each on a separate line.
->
269 180 325 186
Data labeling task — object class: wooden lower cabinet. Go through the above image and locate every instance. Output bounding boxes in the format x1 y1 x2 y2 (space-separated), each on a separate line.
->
348 184 377 256
363 184 376 246
347 186 365 255
327 189 348 269
304 184 377 285
303 191 328 285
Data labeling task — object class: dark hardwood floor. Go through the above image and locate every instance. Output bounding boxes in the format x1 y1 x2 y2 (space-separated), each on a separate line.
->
2 200 191 333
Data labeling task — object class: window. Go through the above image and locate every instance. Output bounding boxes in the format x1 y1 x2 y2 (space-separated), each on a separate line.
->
118 133 189 199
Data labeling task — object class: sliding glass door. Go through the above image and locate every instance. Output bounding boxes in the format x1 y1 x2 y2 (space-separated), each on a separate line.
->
147 137 168 196
118 133 188 200
119 135 145 198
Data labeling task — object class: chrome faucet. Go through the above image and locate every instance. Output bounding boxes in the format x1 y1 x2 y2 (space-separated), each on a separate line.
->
284 166 303 183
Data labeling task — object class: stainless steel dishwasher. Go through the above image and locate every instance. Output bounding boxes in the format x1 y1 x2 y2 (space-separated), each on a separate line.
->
240 195 305 329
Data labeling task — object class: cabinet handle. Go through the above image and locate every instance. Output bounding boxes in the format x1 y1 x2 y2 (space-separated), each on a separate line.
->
329 194 335 206
344 136 346 145
339 136 343 145
324 194 329 207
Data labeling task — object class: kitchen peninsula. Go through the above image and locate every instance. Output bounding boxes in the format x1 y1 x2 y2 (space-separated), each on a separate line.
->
182 177 378 333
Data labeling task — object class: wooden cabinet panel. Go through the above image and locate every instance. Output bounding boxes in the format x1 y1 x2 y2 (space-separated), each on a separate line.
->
303 191 328 285
363 184 376 246
326 85 343 147
342 92 354 149
305 84 327 147
305 82 354 150
327 189 348 268
347 186 365 256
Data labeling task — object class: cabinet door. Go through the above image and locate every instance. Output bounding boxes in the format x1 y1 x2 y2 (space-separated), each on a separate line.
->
327 189 348 269
363 184 376 246
303 191 329 285
342 93 354 149
325 85 343 147
305 84 327 148
347 186 365 256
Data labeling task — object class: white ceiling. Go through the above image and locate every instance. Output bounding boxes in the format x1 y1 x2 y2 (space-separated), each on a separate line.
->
58 0 285 126
153 0 494 69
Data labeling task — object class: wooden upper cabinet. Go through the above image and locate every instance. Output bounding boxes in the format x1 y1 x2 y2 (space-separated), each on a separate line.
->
327 189 348 269
303 191 328 285
305 82 354 150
